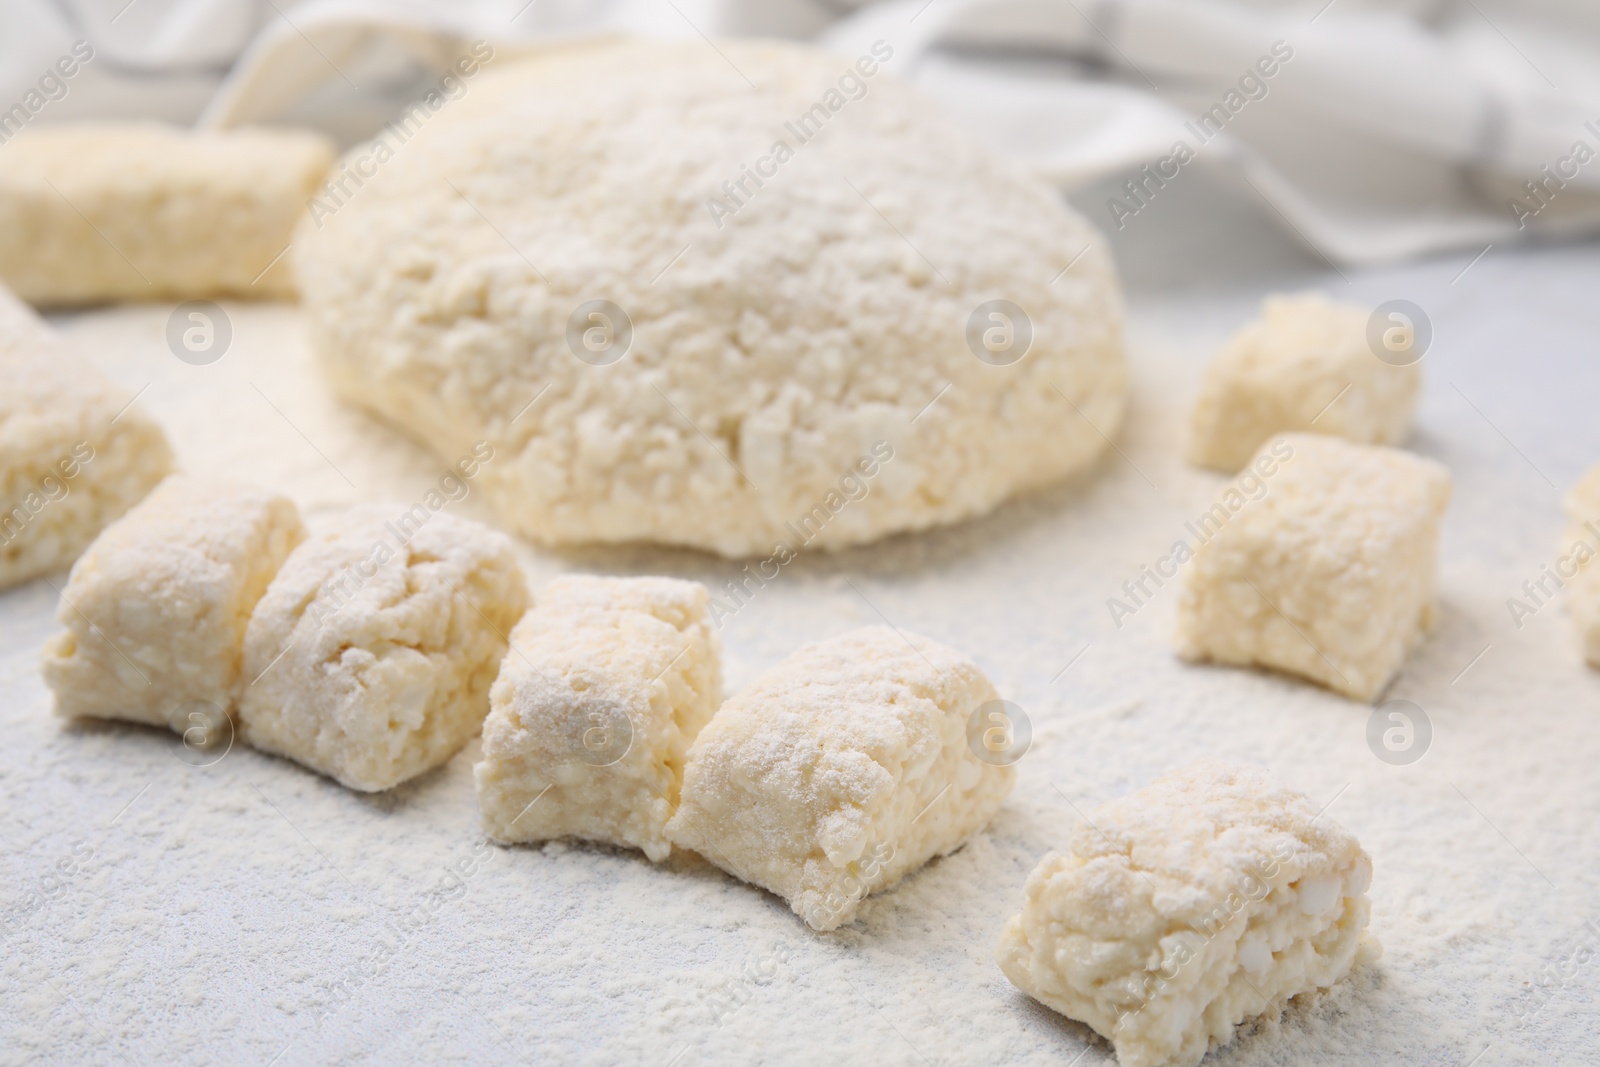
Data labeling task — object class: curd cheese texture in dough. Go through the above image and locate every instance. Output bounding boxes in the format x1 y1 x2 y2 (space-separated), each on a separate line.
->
238 505 527 792
1176 434 1451 701
475 575 721 861
293 40 1125 556
0 286 172 588
666 626 1013 931
40 476 304 728
1188 293 1421 472
0 123 334 304
1565 463 1600 668
995 760 1377 1067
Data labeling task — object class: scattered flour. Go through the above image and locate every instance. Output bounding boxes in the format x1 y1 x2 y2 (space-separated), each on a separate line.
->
2 244 1598 1066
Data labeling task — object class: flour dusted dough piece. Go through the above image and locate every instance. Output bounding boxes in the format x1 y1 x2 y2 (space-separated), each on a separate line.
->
0 286 172 588
293 40 1125 556
0 123 333 305
1188 294 1421 472
996 760 1377 1067
666 626 1012 930
1565 463 1600 668
39 476 304 728
475 575 720 861
1176 434 1451 701
238 505 528 791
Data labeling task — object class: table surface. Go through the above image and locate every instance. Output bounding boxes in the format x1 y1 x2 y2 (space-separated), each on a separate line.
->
3 181 1599 1066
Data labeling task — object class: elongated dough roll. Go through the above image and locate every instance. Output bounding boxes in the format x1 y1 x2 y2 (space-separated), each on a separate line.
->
0 122 333 305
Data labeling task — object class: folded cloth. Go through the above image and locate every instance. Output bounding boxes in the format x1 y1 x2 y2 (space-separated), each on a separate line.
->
4 0 1599 265
820 0 1600 263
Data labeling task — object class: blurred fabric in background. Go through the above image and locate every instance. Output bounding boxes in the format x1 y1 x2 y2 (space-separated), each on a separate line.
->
4 0 1599 266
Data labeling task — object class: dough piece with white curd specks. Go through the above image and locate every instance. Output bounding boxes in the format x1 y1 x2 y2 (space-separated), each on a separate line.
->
293 40 1125 556
666 625 1013 930
40 476 304 729
475 574 721 861
0 123 334 305
1188 293 1421 472
238 505 527 792
1175 433 1451 701
996 760 1378 1067
0 285 172 587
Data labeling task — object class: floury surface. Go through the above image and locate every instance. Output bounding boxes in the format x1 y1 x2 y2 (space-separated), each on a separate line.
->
3 237 1598 1064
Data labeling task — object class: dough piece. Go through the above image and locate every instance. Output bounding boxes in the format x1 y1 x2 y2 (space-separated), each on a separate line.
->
996 761 1377 1067
40 476 304 728
0 122 334 305
0 285 172 588
1188 293 1421 472
238 505 528 792
293 40 1126 556
475 575 721 861
666 626 1013 930
1565 463 1600 668
1175 433 1451 701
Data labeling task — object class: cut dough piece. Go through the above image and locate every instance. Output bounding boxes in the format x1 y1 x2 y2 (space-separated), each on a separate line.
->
0 286 173 588
996 760 1378 1067
1565 463 1600 668
666 625 1013 931
238 505 528 792
1175 433 1451 701
1188 293 1421 472
0 122 334 305
294 40 1125 556
475 574 721 861
40 476 304 728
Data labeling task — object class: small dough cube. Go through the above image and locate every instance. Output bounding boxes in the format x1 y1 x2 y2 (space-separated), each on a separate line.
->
475 575 721 861
996 760 1377 1067
1188 293 1421 472
666 625 1013 931
1 285 173 588
0 122 334 304
40 476 305 728
238 505 528 792
1176 433 1451 701
1565 463 1600 668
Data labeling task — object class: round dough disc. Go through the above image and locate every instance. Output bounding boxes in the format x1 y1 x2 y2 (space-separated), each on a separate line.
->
293 39 1126 557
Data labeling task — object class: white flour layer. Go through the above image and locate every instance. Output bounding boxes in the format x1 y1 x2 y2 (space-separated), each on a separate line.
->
2 243 1598 1065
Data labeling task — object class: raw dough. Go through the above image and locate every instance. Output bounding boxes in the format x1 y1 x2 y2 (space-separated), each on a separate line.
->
1175 433 1451 701
475 574 721 862
237 504 527 792
39 475 304 728
995 760 1377 1067
0 285 172 588
293 40 1125 556
0 122 333 305
1188 293 1421 472
666 625 1013 930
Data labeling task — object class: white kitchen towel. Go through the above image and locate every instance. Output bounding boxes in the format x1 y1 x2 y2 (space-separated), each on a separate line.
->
821 0 1600 263
4 0 1599 264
